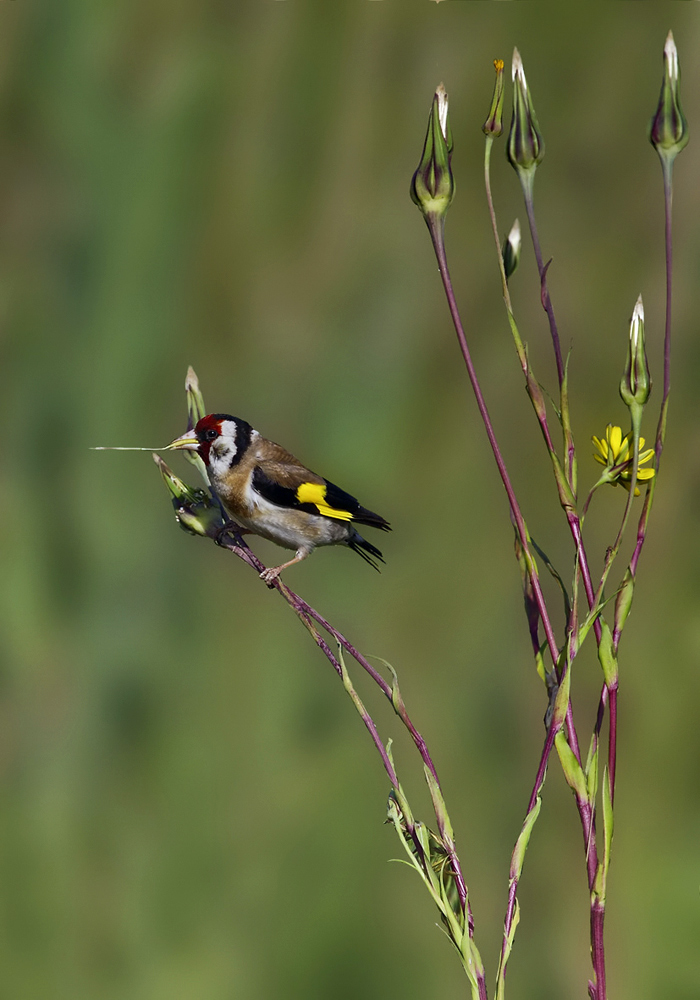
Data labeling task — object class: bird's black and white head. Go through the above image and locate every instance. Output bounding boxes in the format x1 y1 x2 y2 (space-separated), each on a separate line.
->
169 413 255 477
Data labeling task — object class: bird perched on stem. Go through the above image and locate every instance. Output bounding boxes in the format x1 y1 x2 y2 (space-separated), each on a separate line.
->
169 414 390 584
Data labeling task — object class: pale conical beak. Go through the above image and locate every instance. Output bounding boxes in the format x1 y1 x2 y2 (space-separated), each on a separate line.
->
166 430 200 451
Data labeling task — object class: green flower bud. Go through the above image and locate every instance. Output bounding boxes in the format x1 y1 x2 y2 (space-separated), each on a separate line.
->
153 453 223 537
183 366 210 485
507 48 544 184
619 295 651 409
411 84 454 221
649 31 688 163
482 59 505 138
502 218 521 281
185 365 206 431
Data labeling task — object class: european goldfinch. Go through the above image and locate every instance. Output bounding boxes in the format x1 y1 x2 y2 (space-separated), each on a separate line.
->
169 413 390 583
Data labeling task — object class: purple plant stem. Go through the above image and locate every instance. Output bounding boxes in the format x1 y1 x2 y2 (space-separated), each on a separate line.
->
426 219 559 669
522 197 603 642
427 217 586 774
585 158 674 999
523 190 564 388
629 160 674 582
521 189 609 1000
485 156 604 656
209 525 477 937
485 171 609 993
219 535 400 788
284 592 472 922
426 210 605 999
589 906 607 1000
219 529 488 999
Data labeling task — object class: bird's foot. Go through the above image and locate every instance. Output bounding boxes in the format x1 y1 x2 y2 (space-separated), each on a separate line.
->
215 520 249 546
259 566 282 587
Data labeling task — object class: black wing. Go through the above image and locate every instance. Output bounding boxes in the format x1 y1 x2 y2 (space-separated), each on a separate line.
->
252 467 390 530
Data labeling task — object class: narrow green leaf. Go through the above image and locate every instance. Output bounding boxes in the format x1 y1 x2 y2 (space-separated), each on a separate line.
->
614 569 635 637
551 657 571 729
530 536 572 622
510 796 542 882
597 620 619 687
496 897 521 1000
555 730 587 800
534 645 546 685
585 733 599 805
424 766 455 844
459 934 484 1000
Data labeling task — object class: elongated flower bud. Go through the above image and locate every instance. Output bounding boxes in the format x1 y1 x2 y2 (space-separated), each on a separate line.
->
411 84 454 221
649 31 688 164
620 295 651 409
482 59 505 137
183 365 210 484
507 49 544 184
154 454 223 536
502 218 521 280
185 365 206 431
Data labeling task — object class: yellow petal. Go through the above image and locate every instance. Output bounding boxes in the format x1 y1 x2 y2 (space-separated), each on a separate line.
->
609 426 623 454
592 436 608 458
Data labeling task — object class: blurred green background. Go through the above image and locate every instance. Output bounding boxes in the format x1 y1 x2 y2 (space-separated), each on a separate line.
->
2 3 700 998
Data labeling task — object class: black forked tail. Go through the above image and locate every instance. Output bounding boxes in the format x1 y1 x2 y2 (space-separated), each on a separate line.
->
348 533 385 571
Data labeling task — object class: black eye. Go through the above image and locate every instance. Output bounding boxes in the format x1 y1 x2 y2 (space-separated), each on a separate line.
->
201 427 218 442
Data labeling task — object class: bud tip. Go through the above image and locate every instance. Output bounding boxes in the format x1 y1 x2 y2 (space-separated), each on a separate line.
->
632 294 644 326
512 47 525 85
435 83 449 140
664 30 678 79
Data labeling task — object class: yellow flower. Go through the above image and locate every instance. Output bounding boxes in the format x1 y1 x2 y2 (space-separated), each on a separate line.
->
592 424 655 495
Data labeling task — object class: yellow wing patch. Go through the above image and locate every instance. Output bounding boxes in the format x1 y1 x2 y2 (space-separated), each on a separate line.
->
296 482 354 521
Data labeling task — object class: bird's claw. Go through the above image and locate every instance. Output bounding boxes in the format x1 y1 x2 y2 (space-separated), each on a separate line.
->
259 567 281 587
215 520 245 546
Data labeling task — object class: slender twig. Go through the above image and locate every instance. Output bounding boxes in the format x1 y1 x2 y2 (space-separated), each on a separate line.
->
508 157 611 1000
426 216 561 675
206 524 477 922
485 141 604 653
521 184 564 389
629 158 674 581
210 525 490 998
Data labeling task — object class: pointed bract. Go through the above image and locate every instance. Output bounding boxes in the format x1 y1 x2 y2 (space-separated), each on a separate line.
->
507 48 544 182
649 30 689 163
411 84 455 221
482 59 505 138
153 453 223 536
620 295 651 409
502 218 521 280
185 366 206 430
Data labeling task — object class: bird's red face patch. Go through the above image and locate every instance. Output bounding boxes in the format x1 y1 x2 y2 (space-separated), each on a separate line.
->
195 414 224 465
